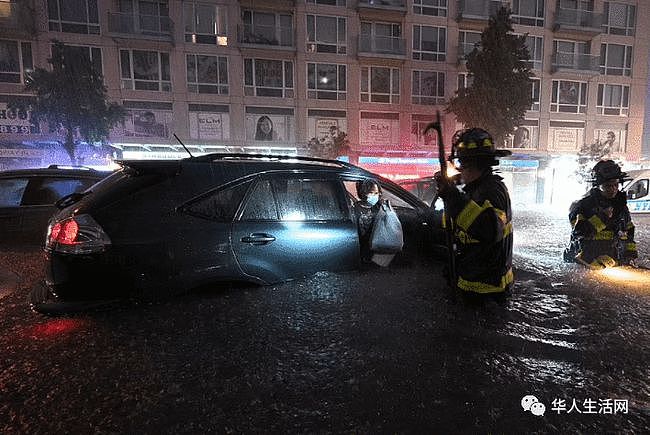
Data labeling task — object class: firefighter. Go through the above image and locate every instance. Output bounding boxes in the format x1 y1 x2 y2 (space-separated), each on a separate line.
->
563 160 637 269
435 128 514 296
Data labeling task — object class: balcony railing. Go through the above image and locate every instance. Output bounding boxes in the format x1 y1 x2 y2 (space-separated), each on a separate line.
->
551 52 599 73
359 35 406 56
0 1 35 34
358 0 406 11
108 12 173 40
457 0 507 20
238 24 294 47
554 7 603 33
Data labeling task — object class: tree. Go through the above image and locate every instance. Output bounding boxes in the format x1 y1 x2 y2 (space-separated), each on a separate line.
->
305 127 350 160
446 7 533 146
11 41 126 164
575 138 613 185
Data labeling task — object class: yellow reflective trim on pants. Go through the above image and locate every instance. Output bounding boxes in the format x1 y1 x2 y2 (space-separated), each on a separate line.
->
588 215 606 232
456 199 492 231
457 268 514 294
626 242 637 252
594 230 614 240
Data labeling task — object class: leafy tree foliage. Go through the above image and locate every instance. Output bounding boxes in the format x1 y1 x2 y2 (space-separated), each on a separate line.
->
446 7 533 146
11 41 126 164
305 127 350 160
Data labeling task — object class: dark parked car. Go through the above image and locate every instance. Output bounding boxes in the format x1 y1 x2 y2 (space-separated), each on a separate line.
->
0 165 110 246
398 176 438 207
36 154 443 306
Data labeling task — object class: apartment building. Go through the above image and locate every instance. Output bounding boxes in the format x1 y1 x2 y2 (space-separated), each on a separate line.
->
0 0 648 178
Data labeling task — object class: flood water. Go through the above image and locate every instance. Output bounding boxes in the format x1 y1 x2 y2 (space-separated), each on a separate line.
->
0 208 648 432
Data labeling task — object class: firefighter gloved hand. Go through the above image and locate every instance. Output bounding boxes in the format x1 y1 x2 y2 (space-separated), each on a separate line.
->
434 172 460 203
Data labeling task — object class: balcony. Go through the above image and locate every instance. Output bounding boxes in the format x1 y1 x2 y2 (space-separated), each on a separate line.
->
457 0 508 22
358 0 406 12
108 12 174 41
551 52 599 74
0 1 35 36
553 7 603 36
238 24 294 49
358 35 406 58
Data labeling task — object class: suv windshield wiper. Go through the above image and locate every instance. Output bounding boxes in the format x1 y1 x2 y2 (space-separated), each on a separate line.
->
55 191 92 209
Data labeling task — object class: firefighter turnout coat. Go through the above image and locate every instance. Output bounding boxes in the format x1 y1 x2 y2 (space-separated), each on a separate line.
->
566 188 637 267
444 172 514 294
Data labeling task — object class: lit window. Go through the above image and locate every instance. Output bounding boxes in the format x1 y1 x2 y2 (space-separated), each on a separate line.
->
307 63 346 100
184 2 227 45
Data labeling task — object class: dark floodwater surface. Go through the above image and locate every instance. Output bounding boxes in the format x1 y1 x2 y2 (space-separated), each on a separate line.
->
0 209 648 433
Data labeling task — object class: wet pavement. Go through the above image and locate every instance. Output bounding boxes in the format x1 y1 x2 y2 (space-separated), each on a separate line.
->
0 210 649 433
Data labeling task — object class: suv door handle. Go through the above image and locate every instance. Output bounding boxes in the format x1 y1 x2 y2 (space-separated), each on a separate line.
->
241 233 276 245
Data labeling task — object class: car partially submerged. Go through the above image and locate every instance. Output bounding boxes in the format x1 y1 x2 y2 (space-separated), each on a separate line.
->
33 154 443 310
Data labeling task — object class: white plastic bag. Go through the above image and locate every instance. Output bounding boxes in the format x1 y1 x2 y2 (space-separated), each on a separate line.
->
370 201 404 254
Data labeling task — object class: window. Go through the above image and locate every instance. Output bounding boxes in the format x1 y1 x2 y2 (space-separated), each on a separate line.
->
120 50 171 91
21 178 96 206
184 2 227 45
116 0 170 34
360 67 400 103
186 55 228 94
412 70 445 105
307 63 346 100
551 80 587 113
597 84 629 116
307 0 346 5
242 179 347 221
0 40 32 84
600 44 632 76
47 0 99 34
241 179 277 220
412 0 447 17
184 182 250 221
457 72 473 90
306 15 346 54
412 25 446 62
244 59 293 98
52 45 102 75
626 179 648 200
458 31 481 62
603 2 635 35
0 178 28 207
511 0 544 27
530 78 540 111
360 22 402 54
241 10 293 47
524 35 543 70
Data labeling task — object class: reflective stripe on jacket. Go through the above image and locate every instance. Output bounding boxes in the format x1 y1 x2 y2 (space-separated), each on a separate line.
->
445 172 514 294
567 188 637 264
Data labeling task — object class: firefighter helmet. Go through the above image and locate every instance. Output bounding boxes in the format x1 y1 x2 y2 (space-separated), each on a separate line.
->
590 160 630 186
450 128 512 163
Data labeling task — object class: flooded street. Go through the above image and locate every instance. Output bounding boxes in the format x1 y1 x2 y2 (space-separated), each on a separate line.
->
0 209 649 432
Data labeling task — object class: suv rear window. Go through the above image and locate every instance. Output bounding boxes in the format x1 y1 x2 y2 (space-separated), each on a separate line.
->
21 177 98 206
184 181 251 221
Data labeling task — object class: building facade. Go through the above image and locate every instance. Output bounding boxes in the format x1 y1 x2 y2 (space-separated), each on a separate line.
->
0 0 648 177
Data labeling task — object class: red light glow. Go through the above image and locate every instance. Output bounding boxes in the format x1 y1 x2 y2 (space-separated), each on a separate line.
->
26 318 87 339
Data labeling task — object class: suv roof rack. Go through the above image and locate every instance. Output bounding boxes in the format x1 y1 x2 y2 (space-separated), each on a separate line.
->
187 153 359 170
47 164 95 171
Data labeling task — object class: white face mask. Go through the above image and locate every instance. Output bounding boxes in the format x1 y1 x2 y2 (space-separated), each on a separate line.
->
366 193 379 206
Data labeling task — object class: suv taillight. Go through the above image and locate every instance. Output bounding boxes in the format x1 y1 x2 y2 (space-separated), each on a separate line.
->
46 214 111 254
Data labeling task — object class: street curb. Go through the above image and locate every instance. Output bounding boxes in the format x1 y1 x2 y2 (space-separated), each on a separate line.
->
0 269 21 300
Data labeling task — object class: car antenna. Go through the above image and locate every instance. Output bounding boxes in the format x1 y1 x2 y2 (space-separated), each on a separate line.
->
173 133 194 158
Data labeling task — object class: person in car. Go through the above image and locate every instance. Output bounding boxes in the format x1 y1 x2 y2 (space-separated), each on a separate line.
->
563 160 637 269
434 128 514 297
354 179 382 264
